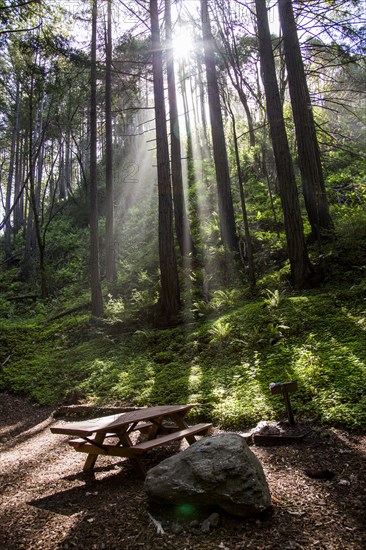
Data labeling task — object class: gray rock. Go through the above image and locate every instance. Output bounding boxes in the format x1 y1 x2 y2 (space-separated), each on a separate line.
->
144 433 272 517
200 511 221 533
252 421 281 435
189 520 200 528
170 522 184 534
207 512 220 527
201 518 211 533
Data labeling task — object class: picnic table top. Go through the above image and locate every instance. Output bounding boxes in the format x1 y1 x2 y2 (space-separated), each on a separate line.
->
50 404 195 437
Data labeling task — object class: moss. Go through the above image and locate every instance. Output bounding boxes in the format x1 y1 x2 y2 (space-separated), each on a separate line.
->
1 286 365 428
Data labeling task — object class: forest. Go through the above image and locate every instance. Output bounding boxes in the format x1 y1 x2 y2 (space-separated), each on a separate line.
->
0 0 365 430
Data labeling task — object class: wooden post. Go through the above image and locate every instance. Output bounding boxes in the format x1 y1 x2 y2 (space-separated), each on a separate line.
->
269 380 298 426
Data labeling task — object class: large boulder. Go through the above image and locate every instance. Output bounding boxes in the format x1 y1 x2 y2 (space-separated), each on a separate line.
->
144 433 272 517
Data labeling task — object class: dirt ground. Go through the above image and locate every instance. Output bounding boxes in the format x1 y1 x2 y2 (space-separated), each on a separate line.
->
0 392 365 549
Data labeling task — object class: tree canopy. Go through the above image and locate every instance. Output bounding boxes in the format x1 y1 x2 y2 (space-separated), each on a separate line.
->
0 0 364 319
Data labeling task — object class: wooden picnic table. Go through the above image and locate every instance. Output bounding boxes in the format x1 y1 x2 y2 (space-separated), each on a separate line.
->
51 404 212 476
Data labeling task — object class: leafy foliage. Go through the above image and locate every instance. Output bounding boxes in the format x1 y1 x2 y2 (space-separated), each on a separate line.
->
1 278 365 428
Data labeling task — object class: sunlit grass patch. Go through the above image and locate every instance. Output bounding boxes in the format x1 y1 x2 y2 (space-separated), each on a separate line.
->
1 286 366 428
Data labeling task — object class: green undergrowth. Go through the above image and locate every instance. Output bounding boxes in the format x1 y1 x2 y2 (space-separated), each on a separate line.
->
1 285 365 430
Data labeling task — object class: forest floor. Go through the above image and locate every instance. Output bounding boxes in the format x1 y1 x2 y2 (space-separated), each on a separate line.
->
0 392 365 550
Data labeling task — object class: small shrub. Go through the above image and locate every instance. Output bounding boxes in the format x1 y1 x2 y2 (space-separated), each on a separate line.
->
191 300 214 318
153 351 175 364
105 295 125 321
208 320 233 345
263 288 286 309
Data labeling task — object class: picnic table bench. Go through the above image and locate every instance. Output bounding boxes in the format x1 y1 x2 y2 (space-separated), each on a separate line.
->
51 404 212 476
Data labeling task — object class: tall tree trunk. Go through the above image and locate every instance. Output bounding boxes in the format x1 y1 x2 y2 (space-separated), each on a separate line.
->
150 0 180 325
25 73 48 297
59 140 66 199
164 0 194 258
261 141 280 236
180 62 199 230
65 130 72 195
4 80 20 265
255 0 312 289
32 86 48 297
23 87 36 282
19 131 27 232
90 0 104 318
196 51 209 149
200 0 237 253
105 0 117 284
228 104 256 288
278 0 333 242
14 127 23 233
216 20 256 147
23 197 34 280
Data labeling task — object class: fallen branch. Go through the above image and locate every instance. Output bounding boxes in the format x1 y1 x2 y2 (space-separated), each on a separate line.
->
1 355 11 368
148 513 165 535
5 294 38 301
47 302 91 322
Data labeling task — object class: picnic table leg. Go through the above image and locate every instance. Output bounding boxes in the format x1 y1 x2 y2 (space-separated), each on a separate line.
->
117 432 147 478
146 416 164 440
82 433 105 472
169 412 197 445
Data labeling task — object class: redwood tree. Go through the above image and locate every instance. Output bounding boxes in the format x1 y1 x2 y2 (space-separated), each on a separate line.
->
150 0 180 325
164 0 194 258
89 0 104 317
255 0 312 288
105 0 117 284
200 0 237 253
278 0 333 242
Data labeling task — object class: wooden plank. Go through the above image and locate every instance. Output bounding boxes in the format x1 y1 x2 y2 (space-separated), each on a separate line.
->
105 405 194 431
82 432 105 470
133 423 212 451
51 404 195 437
53 405 141 419
68 439 142 457
269 380 298 395
51 418 152 437
51 414 124 436
68 423 212 457
129 421 153 433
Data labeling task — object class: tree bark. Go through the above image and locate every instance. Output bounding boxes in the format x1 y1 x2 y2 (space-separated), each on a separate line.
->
255 0 312 289
180 61 199 236
59 140 66 199
105 0 117 284
4 80 20 265
24 73 48 297
90 0 104 317
278 0 333 242
164 0 194 258
14 126 23 233
228 104 256 288
65 128 72 195
196 51 209 149
150 0 180 325
214 12 256 147
200 0 237 253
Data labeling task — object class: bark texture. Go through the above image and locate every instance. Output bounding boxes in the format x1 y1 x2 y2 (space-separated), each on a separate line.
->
150 0 180 325
201 0 237 252
105 0 117 284
278 0 333 241
89 0 104 317
165 0 194 258
255 0 312 288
